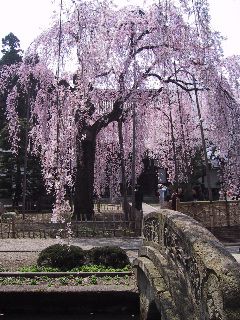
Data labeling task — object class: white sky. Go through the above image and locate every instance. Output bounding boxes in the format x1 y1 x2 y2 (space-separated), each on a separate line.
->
0 0 239 57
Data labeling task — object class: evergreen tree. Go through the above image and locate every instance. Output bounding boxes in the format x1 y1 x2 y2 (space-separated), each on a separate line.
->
0 33 22 66
0 34 46 209
0 33 23 204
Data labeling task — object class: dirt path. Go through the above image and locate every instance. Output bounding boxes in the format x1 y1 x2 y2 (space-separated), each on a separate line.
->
0 237 142 271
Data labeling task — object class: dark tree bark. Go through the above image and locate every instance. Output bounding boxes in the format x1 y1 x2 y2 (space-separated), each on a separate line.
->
74 131 96 220
13 158 22 208
193 80 213 201
118 119 128 220
73 99 123 220
169 102 179 187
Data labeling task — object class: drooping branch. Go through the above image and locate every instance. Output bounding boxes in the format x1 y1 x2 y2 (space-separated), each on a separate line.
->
143 72 205 92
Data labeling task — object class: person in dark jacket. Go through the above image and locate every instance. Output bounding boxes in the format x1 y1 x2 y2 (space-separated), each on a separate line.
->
171 187 184 210
134 185 143 211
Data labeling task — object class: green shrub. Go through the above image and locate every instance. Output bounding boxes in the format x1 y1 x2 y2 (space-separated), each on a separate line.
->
88 246 130 269
89 275 98 285
37 244 85 271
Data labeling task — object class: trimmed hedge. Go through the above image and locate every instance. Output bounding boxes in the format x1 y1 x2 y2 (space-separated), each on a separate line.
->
88 246 130 268
37 244 85 271
37 244 130 271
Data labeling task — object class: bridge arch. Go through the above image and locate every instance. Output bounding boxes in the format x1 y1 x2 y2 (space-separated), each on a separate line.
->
133 209 240 320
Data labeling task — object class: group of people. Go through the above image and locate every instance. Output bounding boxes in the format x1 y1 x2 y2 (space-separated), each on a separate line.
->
157 184 205 210
134 183 206 212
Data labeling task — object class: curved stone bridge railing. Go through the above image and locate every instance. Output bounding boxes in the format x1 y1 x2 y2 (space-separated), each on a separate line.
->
133 208 240 320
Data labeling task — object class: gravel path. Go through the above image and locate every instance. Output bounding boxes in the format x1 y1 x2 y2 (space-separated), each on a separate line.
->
0 238 142 271
0 237 239 271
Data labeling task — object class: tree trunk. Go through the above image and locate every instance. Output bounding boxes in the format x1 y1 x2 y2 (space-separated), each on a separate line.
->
174 62 191 188
131 101 136 220
22 92 30 219
74 136 96 220
193 80 213 201
169 102 179 187
13 158 21 208
73 98 123 221
118 120 128 220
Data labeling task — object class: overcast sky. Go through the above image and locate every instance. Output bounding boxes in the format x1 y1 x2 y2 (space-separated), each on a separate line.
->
0 0 239 57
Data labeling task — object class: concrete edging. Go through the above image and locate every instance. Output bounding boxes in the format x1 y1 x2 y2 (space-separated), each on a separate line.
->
0 271 133 278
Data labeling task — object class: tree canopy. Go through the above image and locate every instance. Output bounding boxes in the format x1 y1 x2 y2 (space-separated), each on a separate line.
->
0 0 240 220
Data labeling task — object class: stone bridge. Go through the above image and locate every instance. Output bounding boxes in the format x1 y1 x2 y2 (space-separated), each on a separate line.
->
133 208 240 320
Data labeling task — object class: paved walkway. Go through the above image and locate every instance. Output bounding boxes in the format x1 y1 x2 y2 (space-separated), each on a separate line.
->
225 245 240 263
0 237 143 269
0 237 143 252
0 237 239 265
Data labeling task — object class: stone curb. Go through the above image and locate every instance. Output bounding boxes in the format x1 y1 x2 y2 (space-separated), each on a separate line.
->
0 284 138 292
0 271 133 278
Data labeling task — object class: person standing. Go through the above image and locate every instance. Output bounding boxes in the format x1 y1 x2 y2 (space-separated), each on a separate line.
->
171 187 184 210
134 185 143 211
158 184 167 208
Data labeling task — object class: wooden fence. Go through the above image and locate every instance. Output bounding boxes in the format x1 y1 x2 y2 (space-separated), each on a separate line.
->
0 202 142 239
177 199 240 229
4 200 123 215
0 219 141 239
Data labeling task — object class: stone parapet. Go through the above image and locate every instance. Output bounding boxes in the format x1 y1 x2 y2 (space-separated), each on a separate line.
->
134 208 240 320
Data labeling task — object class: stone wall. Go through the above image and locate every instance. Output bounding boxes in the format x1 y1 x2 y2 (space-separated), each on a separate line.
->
134 208 240 320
